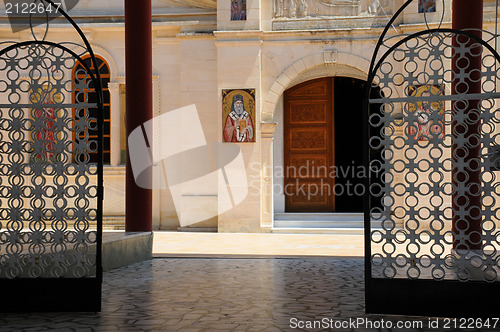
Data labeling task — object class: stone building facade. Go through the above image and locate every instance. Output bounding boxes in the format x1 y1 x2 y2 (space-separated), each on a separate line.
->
0 0 498 232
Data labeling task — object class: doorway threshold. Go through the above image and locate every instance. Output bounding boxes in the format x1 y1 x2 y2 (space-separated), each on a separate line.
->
273 213 364 235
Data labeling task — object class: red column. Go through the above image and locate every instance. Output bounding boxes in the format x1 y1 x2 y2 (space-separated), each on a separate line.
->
125 0 153 232
451 0 483 250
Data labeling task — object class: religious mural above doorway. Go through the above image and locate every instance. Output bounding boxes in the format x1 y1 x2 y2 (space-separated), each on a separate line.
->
231 0 247 20
418 0 436 13
222 89 256 143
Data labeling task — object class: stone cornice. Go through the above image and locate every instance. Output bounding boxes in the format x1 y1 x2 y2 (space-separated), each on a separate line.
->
214 30 263 40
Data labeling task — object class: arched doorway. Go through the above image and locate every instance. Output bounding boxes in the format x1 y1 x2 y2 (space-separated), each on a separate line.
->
283 76 369 213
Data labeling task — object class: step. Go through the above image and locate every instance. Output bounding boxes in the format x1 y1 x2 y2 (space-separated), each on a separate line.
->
177 227 218 232
271 227 364 235
274 213 364 221
89 216 125 230
274 213 364 229
273 219 364 228
0 231 152 277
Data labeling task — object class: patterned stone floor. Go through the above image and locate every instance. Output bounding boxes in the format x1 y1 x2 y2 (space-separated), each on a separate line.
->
0 258 495 331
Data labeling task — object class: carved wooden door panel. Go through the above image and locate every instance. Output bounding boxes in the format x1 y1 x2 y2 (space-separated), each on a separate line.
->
284 77 335 212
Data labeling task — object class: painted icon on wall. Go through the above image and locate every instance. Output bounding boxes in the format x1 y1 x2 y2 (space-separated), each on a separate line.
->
30 85 62 162
222 89 256 143
418 0 436 13
231 0 247 20
406 84 445 141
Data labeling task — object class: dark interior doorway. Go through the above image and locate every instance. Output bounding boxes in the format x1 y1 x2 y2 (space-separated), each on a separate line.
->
334 77 365 212
284 76 381 213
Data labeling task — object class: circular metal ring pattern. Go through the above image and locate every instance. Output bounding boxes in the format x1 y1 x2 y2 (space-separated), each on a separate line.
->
0 42 100 278
368 30 500 282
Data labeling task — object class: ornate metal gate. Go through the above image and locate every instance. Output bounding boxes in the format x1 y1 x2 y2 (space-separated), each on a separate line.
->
365 0 500 317
0 1 103 312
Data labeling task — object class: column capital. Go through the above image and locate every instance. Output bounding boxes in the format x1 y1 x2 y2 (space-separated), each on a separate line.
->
261 122 278 138
108 81 120 92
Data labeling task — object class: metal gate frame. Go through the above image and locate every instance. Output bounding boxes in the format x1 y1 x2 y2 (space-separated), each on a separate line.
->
364 0 500 317
0 0 103 312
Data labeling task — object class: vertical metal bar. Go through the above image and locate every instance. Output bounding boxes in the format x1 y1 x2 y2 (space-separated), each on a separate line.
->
363 80 373 314
125 0 153 232
95 54 104 303
451 0 484 250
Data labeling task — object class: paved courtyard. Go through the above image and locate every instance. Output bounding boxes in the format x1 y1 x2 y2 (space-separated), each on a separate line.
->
0 257 488 332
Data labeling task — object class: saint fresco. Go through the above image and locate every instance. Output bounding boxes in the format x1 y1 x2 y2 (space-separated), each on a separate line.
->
222 89 256 143
30 86 62 162
419 0 436 13
231 0 247 20
406 85 445 141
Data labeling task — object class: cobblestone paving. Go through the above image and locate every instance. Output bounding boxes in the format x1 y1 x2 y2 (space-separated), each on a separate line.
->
0 258 495 331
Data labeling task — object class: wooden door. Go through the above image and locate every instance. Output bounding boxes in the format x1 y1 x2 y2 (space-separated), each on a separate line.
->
284 77 335 212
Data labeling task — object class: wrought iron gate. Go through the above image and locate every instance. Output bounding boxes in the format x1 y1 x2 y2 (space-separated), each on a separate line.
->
0 1 103 312
365 0 500 317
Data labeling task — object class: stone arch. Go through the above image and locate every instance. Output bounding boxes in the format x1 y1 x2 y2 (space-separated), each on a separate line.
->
88 44 120 166
89 43 119 81
266 51 372 215
263 51 371 121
